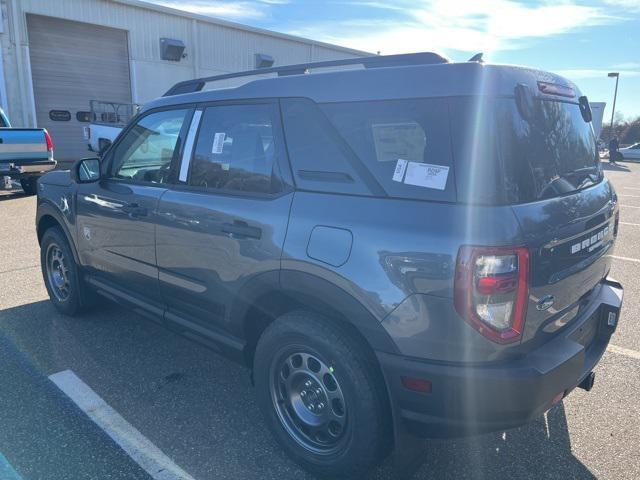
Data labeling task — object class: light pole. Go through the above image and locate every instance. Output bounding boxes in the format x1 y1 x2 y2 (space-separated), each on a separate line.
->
608 72 620 140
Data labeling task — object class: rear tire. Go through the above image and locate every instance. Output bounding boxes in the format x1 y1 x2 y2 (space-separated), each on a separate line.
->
20 177 38 195
40 226 95 316
253 311 391 478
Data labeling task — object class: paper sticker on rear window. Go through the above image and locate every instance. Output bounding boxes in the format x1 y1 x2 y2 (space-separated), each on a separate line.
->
392 159 408 182
403 162 449 190
212 132 226 154
371 122 426 163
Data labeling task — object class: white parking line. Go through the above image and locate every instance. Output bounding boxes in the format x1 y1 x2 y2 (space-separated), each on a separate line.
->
623 187 640 190
49 370 195 480
620 204 640 209
619 194 640 198
620 222 640 226
609 255 640 264
608 344 640 361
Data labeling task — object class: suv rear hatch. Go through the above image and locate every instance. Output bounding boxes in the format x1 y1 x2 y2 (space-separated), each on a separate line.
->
457 93 618 347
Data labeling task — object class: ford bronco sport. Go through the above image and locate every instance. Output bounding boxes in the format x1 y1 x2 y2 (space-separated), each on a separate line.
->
36 52 624 478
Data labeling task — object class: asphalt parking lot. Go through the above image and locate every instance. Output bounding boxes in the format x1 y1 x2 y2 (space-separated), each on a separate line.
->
1 162 639 480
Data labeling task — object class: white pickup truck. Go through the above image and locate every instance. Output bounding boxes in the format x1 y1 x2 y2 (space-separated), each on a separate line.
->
1 108 56 195
84 100 139 155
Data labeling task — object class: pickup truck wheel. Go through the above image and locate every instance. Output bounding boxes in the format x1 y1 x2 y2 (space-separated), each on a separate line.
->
40 227 93 316
20 177 38 195
254 311 391 479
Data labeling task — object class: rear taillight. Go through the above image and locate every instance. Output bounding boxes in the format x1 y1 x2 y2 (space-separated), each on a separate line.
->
454 246 530 344
44 130 54 152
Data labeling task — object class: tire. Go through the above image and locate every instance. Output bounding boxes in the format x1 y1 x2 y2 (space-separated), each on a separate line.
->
20 177 38 195
40 226 94 316
253 311 392 478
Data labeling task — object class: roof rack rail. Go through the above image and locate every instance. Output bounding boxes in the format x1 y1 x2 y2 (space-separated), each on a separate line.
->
163 52 449 97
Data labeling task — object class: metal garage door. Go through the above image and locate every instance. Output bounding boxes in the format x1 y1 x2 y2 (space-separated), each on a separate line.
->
27 14 131 162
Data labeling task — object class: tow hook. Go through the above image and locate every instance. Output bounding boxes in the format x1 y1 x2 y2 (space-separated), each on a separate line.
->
579 371 596 391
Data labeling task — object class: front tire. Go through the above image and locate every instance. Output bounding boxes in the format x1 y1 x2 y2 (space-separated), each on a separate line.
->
254 311 391 478
40 227 93 316
20 177 38 195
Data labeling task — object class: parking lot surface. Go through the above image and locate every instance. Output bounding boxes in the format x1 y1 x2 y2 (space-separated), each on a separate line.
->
1 162 639 479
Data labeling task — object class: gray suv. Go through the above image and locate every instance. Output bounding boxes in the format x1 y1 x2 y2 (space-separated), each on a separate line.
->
36 53 624 478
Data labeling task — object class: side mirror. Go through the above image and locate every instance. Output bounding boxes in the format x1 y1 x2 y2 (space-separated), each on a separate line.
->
71 157 101 183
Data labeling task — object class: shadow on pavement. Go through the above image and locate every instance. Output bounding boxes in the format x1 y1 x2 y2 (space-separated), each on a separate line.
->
0 299 596 480
601 162 631 172
0 189 27 201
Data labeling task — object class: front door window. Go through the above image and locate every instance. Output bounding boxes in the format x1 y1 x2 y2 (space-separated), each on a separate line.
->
111 109 190 184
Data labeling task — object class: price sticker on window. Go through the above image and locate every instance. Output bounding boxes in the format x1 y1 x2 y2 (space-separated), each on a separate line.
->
212 132 226 154
403 162 449 190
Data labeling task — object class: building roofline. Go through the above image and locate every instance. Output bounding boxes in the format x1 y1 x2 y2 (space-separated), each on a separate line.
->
108 0 371 57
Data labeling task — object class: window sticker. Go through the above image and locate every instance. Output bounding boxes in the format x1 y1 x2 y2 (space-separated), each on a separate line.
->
212 132 226 154
403 162 449 190
371 122 426 163
392 159 408 182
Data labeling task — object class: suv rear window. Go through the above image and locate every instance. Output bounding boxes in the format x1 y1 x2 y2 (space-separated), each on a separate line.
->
451 97 601 205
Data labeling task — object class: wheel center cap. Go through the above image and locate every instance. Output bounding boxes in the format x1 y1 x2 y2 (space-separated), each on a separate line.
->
299 380 326 413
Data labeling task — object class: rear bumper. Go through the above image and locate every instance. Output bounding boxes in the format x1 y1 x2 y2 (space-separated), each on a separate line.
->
378 278 623 438
0 159 56 178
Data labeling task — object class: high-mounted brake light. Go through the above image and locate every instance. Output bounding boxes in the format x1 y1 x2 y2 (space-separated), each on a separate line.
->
454 246 530 344
44 130 54 152
537 81 575 98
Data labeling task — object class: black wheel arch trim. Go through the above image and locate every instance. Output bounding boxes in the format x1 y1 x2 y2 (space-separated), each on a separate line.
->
278 270 400 355
36 202 80 265
229 269 400 356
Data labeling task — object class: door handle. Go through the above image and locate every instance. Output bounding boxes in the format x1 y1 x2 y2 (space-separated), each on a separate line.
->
221 221 261 239
121 202 148 217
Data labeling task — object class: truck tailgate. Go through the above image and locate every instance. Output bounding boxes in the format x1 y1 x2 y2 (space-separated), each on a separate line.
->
0 128 49 162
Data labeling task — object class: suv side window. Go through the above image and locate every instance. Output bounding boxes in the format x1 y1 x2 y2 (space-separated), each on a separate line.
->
188 103 282 194
321 98 455 202
280 98 373 196
110 108 190 184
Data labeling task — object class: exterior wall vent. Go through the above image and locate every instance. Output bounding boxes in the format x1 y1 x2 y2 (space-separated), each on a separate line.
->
160 38 186 61
255 53 275 69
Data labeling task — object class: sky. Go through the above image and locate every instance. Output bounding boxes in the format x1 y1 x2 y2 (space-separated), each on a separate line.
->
152 0 640 120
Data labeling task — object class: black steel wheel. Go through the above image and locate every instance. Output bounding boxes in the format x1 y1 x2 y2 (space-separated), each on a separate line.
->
254 311 391 478
270 349 349 455
45 242 71 302
40 226 95 315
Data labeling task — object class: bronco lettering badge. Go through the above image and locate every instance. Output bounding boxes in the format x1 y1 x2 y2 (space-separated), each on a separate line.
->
569 224 612 255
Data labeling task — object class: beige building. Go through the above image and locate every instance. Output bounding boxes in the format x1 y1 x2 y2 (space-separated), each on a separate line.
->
0 0 366 159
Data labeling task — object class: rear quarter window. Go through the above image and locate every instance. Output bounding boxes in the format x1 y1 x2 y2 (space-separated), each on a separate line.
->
322 98 456 202
281 97 456 201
